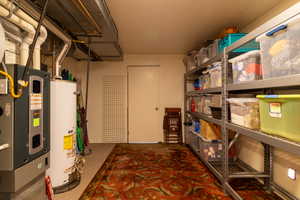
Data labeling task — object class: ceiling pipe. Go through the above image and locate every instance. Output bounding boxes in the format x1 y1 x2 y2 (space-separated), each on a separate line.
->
0 0 47 70
0 5 35 66
70 0 102 35
17 0 72 78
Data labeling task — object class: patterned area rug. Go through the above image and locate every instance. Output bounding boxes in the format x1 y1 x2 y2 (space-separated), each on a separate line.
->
80 144 282 200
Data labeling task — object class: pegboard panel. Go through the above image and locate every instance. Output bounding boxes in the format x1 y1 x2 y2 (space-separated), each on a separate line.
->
103 76 126 143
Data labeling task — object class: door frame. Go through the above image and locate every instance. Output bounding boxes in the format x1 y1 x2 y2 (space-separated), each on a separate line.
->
127 65 160 144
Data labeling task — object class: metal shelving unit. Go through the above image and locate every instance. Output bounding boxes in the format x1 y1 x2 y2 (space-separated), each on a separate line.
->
188 131 224 182
184 2 300 200
226 123 300 156
188 111 222 126
187 87 222 96
185 54 222 77
227 74 300 91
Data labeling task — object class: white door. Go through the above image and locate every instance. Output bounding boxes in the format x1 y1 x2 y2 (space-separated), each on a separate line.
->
128 66 160 143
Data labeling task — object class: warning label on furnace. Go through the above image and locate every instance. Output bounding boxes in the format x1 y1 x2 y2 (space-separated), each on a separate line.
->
30 94 43 110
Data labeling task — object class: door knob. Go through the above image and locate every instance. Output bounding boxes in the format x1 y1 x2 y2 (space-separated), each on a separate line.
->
155 107 159 111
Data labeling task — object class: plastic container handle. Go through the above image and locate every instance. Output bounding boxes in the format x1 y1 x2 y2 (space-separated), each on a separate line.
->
266 25 288 37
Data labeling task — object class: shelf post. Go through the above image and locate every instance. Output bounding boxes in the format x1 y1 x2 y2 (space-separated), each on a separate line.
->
184 74 189 145
222 49 229 189
263 143 273 192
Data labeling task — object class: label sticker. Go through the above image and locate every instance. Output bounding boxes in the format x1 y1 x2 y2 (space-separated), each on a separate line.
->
30 94 43 110
64 135 74 150
269 103 282 118
33 118 40 127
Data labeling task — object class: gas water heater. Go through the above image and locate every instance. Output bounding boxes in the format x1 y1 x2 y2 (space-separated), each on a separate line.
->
0 64 50 198
47 80 79 193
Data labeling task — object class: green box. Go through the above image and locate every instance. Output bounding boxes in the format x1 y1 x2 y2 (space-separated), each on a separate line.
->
257 94 300 142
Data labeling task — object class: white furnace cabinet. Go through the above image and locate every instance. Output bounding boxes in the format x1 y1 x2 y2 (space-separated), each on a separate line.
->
47 80 77 189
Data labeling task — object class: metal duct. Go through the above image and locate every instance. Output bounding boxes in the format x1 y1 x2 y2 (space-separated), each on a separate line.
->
78 0 123 60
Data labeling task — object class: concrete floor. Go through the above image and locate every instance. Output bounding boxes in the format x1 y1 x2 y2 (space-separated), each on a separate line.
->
55 143 115 200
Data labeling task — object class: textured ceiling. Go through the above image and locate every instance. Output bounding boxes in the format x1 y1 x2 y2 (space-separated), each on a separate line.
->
106 0 283 54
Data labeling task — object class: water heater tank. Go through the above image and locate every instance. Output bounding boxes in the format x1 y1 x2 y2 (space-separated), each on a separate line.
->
46 80 78 192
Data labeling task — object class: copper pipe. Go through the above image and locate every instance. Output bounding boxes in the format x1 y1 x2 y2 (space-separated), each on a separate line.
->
70 0 102 34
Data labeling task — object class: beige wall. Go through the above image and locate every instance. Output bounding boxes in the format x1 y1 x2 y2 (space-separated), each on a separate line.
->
238 0 300 198
242 0 300 32
64 55 185 143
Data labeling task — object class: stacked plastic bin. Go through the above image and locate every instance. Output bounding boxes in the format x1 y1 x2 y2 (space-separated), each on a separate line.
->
227 15 300 143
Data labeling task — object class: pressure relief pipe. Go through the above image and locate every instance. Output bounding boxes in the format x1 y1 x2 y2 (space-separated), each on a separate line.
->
0 0 47 70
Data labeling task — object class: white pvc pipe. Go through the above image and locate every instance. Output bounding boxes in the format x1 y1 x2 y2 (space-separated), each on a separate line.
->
5 31 22 43
20 42 29 65
15 0 72 78
0 0 47 70
33 47 40 70
55 43 69 78
0 22 5 62
0 5 35 65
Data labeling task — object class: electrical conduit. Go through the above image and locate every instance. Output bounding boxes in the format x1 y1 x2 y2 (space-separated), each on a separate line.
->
0 0 47 70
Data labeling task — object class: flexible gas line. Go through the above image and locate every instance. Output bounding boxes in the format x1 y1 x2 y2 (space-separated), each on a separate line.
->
0 70 28 98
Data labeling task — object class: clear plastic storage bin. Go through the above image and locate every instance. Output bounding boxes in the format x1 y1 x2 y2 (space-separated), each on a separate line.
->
197 96 211 115
194 48 209 66
211 95 222 107
189 132 200 151
228 98 260 130
199 139 223 161
209 63 222 88
202 71 211 89
198 134 236 162
256 15 300 79
203 96 212 115
183 54 197 72
229 50 262 83
257 95 300 142
208 40 220 59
